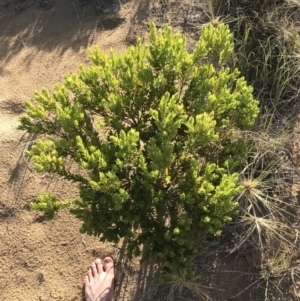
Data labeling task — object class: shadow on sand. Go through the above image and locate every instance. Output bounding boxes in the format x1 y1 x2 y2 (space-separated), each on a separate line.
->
0 0 126 72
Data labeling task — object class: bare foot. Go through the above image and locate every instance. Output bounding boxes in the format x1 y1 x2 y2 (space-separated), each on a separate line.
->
84 257 115 301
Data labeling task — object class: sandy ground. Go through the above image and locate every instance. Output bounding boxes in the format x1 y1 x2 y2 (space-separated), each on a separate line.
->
1 1 300 300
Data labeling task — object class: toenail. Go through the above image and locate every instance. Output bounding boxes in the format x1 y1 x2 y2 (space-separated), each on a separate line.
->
104 257 113 263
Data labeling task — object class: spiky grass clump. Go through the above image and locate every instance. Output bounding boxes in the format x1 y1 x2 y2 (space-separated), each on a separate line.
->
147 266 214 301
230 129 300 299
235 129 297 241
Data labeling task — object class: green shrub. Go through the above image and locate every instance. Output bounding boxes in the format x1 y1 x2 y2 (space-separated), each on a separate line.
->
19 22 258 273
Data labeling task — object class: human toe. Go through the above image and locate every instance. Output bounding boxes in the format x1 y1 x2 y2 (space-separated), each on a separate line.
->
91 262 98 276
95 258 103 274
103 257 114 273
87 267 93 282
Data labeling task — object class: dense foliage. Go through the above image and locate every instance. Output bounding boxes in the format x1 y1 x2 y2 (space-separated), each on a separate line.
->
19 22 258 273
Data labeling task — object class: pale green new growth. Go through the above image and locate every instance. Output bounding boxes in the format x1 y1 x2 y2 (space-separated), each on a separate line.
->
19 22 258 274
29 192 73 219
